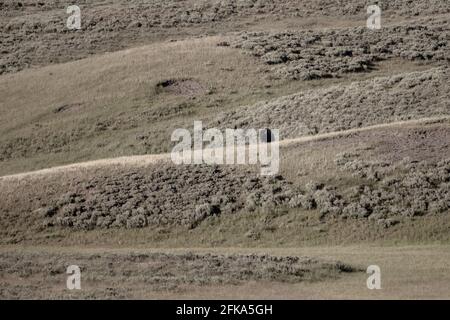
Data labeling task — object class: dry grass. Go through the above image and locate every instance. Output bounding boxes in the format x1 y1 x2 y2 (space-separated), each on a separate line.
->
0 37 436 176
0 248 357 299
165 245 450 300
3 0 448 74
1 1 450 300
0 245 448 299
1 119 449 248
1 114 446 181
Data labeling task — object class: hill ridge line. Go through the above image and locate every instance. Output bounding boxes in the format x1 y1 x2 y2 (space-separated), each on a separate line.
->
1 116 448 181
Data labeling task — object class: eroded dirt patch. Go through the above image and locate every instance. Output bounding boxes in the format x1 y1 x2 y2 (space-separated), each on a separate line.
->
53 103 84 114
156 78 207 96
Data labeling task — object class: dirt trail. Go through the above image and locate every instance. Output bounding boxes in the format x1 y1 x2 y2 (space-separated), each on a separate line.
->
1 116 448 181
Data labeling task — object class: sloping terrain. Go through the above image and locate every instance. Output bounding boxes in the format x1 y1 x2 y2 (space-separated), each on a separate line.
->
211 67 450 137
0 55 447 175
2 0 449 74
231 16 449 80
1 164 297 232
1 119 448 247
0 1 449 300
1 6 449 175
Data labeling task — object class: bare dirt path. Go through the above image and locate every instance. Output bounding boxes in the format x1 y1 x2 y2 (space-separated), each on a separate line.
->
1 116 448 181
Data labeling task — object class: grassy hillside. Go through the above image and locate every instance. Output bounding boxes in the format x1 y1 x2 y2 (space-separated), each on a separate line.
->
1 1 449 300
1 2 449 176
1 119 448 247
0 51 446 175
3 0 449 74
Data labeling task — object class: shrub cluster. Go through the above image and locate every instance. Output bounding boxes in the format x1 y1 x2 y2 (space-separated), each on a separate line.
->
210 68 450 139
39 164 298 230
231 18 449 80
